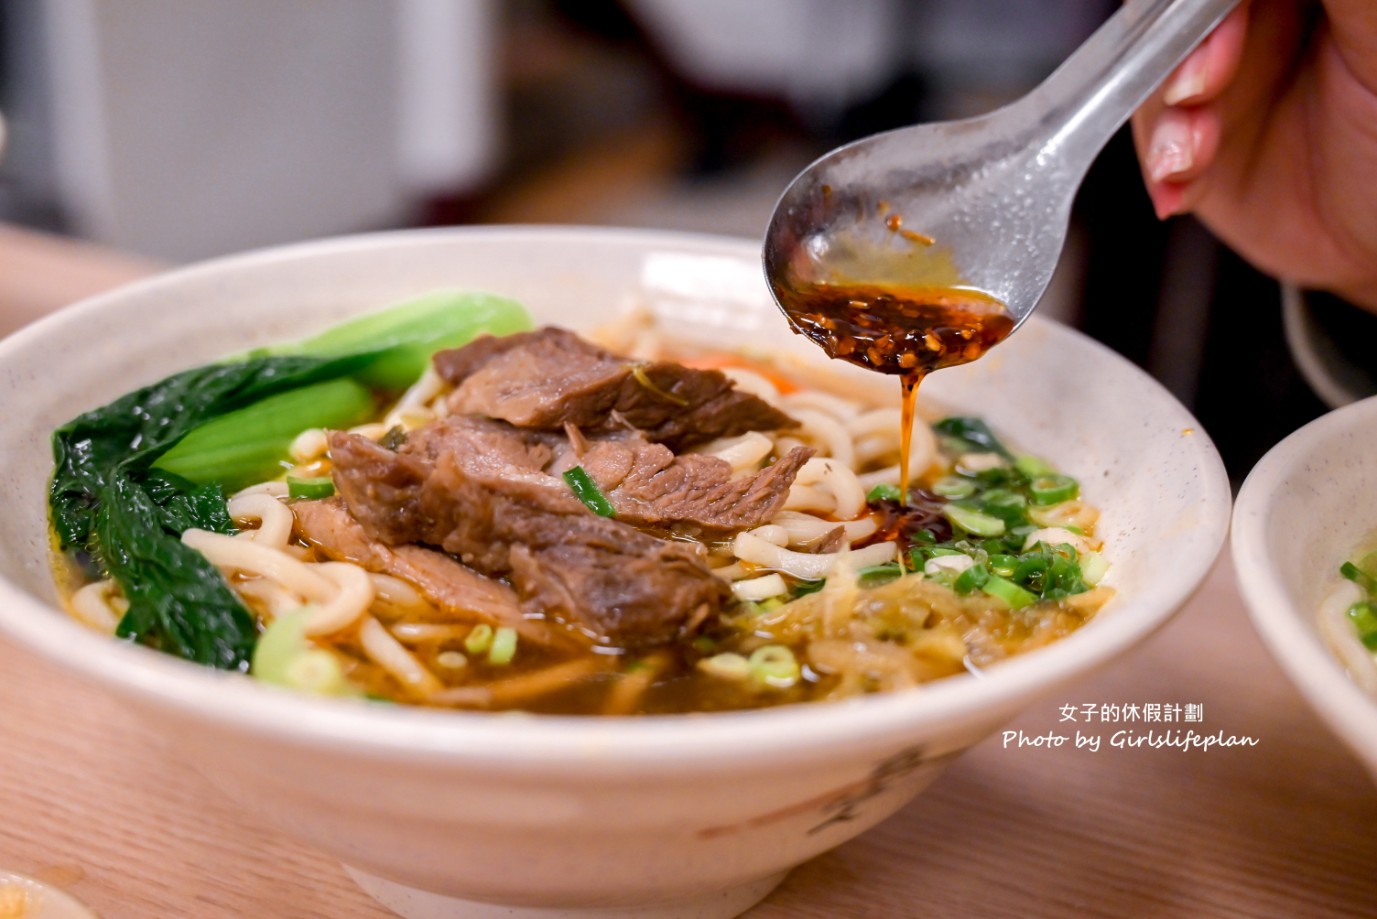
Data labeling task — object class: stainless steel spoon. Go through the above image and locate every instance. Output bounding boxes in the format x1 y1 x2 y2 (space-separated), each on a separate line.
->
763 0 1239 342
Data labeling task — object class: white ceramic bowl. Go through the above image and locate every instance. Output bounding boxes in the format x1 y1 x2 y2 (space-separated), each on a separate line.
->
0 227 1231 919
1232 396 1377 782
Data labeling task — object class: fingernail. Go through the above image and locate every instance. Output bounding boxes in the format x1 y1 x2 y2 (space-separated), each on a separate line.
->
1147 113 1193 183
1163 55 1206 106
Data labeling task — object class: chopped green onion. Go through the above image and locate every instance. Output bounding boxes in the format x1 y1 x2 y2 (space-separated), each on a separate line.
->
954 562 990 595
287 474 335 500
867 483 903 503
1014 454 1057 479
464 623 494 655
982 574 1038 609
435 650 468 670
857 562 903 586
793 578 827 596
987 553 1019 578
1341 560 1377 593
1080 551 1109 586
488 626 518 665
911 545 966 567
563 466 615 517
943 504 1006 537
933 475 977 499
749 645 801 689
699 652 751 681
1347 601 1377 650
1029 474 1080 506
251 607 358 696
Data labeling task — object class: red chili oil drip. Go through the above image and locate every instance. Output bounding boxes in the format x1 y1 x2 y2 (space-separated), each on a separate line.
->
775 281 1015 499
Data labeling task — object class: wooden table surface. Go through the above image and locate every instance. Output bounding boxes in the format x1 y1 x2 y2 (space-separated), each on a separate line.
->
3 225 1375 918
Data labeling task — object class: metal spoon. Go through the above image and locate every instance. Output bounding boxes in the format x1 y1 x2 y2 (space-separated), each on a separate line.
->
764 0 1238 353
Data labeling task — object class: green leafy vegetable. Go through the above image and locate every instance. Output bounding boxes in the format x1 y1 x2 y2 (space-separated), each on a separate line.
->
253 290 531 389
100 473 257 669
154 378 375 492
51 351 375 554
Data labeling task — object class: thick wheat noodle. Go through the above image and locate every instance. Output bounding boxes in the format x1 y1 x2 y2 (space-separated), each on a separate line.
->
367 572 429 612
731 573 788 601
303 563 377 635
288 428 330 464
786 408 856 469
70 579 123 633
783 483 837 515
747 524 789 547
732 531 896 581
227 493 294 548
181 529 375 634
793 457 867 520
718 367 781 403
781 390 857 419
771 511 878 547
388 622 473 644
698 431 775 474
358 616 444 697
384 366 445 427
183 528 335 599
846 407 903 440
348 422 392 441
234 577 307 619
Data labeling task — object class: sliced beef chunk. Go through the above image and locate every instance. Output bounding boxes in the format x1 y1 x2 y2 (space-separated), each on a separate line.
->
329 431 731 647
573 433 813 533
434 327 797 450
402 415 812 536
291 497 546 639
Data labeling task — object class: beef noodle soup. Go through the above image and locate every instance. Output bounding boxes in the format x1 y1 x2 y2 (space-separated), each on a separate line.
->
50 293 1113 714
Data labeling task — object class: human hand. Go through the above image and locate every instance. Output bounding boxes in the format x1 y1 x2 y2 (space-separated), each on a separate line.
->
1131 0 1377 312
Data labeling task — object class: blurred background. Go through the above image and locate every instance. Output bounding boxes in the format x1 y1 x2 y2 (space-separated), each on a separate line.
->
0 0 1328 484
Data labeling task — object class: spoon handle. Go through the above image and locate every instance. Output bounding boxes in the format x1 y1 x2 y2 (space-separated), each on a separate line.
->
1023 0 1239 175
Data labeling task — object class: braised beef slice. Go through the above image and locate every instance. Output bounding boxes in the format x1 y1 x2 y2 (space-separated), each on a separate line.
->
403 415 811 535
291 497 539 636
434 327 797 450
573 433 813 533
329 430 731 647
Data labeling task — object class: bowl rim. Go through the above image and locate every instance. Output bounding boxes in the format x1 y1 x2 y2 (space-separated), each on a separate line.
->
0 224 1234 771
1232 395 1377 766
